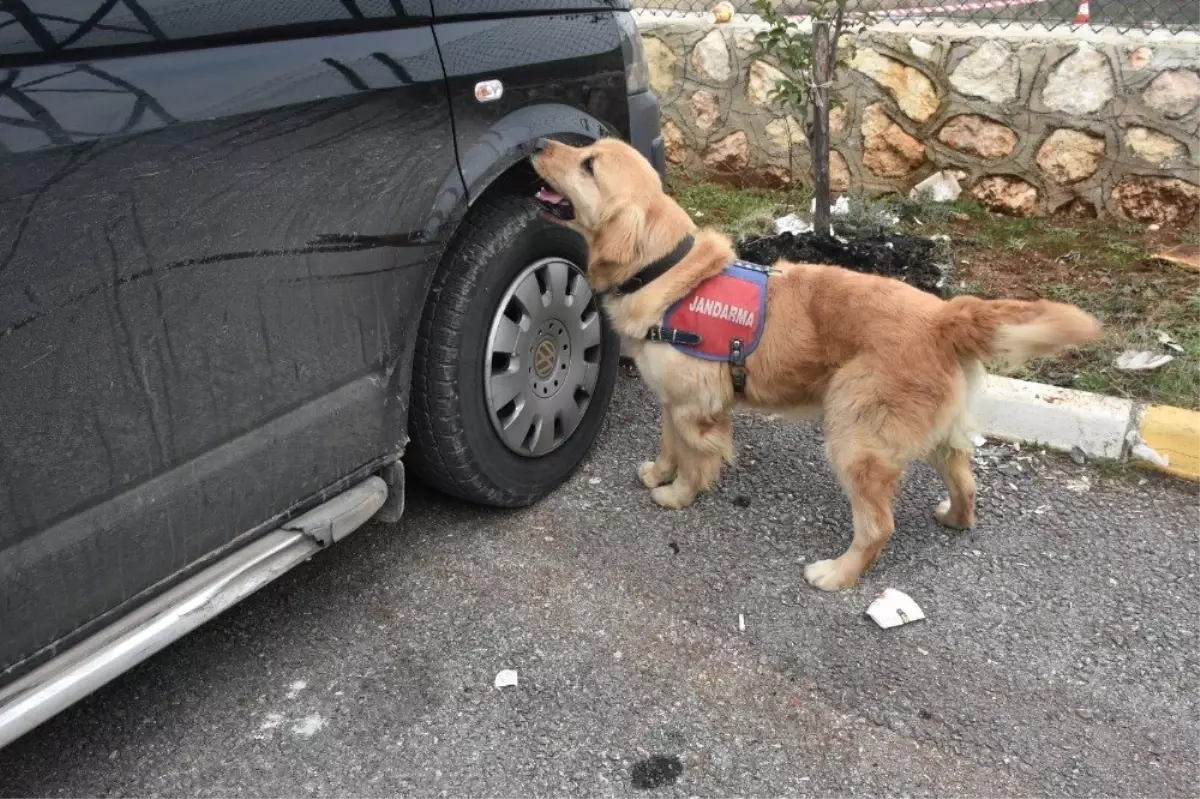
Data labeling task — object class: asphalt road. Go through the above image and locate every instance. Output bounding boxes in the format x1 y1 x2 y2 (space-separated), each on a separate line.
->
1 370 1197 797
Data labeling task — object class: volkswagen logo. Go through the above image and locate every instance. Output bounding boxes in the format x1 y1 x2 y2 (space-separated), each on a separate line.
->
533 337 558 380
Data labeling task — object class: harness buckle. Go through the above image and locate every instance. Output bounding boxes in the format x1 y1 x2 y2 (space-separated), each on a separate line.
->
729 338 747 394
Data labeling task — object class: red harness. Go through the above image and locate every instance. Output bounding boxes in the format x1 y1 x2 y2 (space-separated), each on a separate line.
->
646 260 770 391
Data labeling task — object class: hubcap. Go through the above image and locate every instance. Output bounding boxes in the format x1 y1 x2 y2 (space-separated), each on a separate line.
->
485 257 602 457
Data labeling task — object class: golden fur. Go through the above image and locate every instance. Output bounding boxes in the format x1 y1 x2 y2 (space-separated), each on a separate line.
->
532 138 1101 591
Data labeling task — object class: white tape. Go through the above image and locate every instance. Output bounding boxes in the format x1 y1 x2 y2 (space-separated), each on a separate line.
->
783 0 1051 20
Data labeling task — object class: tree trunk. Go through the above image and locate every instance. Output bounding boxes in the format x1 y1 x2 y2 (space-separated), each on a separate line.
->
810 20 832 235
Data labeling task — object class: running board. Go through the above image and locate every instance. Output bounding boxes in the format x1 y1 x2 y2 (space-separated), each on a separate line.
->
0 476 388 750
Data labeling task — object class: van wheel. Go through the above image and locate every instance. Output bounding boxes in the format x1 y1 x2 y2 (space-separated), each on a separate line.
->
407 195 619 507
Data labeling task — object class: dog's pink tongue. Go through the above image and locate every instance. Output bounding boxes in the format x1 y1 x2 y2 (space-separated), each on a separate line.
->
536 187 564 204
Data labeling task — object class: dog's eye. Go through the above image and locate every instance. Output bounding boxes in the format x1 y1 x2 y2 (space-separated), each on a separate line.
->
581 156 595 176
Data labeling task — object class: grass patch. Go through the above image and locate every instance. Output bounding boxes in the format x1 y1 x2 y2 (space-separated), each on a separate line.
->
930 205 1163 267
668 181 783 228
667 176 810 235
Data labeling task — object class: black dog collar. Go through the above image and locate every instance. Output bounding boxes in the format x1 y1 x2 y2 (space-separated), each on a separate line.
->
607 234 695 296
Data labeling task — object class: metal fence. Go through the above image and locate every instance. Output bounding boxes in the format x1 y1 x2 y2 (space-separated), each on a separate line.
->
632 0 1199 34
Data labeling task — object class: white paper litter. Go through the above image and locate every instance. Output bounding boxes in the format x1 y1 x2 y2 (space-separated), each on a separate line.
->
808 195 891 222
494 669 519 689
774 212 812 235
808 196 851 217
866 588 925 629
1127 429 1170 468
909 170 962 203
1065 475 1091 493
1157 330 1185 353
1132 443 1169 467
1115 349 1174 371
738 613 746 632
777 197 900 238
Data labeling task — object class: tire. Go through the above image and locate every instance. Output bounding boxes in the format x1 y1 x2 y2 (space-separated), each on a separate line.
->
407 194 620 507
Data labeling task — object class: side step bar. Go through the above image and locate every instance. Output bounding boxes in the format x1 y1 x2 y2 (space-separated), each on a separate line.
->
0 476 388 750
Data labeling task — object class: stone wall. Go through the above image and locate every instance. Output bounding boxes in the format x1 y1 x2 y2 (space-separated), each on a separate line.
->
640 15 1200 224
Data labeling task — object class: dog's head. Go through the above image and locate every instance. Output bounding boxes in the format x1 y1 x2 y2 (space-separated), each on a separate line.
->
531 138 693 292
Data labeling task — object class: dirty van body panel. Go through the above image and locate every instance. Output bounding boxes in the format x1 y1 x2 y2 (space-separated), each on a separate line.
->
0 2 458 683
433 10 630 201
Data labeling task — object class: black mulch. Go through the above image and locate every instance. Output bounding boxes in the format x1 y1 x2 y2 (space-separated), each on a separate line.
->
735 231 952 297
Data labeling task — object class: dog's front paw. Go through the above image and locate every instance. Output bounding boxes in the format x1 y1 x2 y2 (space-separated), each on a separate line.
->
804 558 859 592
935 498 974 530
638 460 675 489
651 483 696 510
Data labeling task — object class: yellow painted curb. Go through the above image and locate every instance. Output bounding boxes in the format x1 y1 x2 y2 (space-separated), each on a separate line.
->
1138 405 1200 482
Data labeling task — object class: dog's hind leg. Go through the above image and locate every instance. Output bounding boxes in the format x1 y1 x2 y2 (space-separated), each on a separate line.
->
650 407 732 509
639 405 679 489
805 376 908 591
805 448 902 591
928 444 976 530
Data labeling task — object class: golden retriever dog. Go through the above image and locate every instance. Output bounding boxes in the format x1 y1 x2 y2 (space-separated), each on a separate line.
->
531 137 1100 591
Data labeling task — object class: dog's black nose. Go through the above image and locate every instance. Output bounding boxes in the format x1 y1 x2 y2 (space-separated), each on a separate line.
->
532 137 550 154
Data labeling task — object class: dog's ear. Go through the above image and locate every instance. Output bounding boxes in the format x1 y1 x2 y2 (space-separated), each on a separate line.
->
588 203 645 279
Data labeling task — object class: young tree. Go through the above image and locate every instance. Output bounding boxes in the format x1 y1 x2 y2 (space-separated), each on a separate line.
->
751 0 864 233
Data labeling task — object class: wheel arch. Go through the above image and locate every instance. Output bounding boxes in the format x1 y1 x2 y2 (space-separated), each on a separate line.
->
459 102 617 208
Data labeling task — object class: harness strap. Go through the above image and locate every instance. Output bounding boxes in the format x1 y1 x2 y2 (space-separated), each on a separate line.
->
729 338 747 394
645 326 701 346
644 331 749 394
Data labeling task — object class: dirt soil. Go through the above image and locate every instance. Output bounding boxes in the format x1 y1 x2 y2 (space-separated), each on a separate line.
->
735 231 950 297
946 221 1198 305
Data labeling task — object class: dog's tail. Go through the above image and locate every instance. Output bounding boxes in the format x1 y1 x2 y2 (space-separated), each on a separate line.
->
938 296 1101 370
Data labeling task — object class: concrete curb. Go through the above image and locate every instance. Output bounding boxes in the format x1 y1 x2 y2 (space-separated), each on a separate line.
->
975 375 1199 482
975 375 1132 459
617 358 1198 481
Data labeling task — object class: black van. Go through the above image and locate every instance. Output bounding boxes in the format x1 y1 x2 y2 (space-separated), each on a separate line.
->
0 0 662 746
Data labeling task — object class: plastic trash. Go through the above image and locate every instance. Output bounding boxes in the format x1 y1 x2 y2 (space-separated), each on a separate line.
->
1127 429 1170 468
1115 350 1174 371
810 195 854 218
774 213 812 235
866 589 925 629
1157 331 1184 353
909 170 962 203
